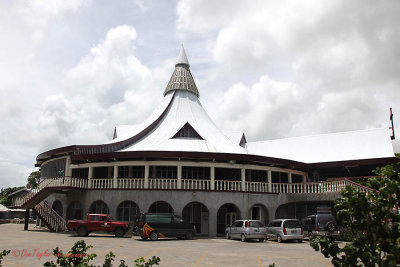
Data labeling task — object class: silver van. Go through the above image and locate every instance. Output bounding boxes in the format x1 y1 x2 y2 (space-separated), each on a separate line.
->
225 220 267 242
266 219 303 243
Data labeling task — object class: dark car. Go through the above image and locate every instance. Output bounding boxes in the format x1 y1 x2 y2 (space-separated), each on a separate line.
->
134 213 196 241
302 214 339 241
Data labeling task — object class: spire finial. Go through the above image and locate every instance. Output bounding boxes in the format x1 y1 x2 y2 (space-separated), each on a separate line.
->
176 44 190 67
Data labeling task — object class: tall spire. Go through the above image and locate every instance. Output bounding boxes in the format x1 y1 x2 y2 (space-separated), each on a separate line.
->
176 44 190 67
164 45 199 97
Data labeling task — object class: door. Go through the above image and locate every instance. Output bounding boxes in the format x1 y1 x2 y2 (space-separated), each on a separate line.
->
251 206 261 220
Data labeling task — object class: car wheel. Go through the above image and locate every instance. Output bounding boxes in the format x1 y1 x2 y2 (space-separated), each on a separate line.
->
241 234 246 242
140 236 148 240
186 231 194 240
77 226 88 237
277 235 283 243
259 238 265 242
114 228 125 238
226 232 230 239
298 239 303 243
326 221 336 232
149 231 158 241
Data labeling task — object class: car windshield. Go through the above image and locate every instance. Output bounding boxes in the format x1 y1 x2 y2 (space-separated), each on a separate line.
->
283 220 301 228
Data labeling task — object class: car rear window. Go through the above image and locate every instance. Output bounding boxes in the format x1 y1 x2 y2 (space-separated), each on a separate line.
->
283 220 301 228
317 215 336 224
145 214 172 223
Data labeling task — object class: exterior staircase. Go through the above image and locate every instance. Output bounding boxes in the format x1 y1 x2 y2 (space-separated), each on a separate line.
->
12 177 87 232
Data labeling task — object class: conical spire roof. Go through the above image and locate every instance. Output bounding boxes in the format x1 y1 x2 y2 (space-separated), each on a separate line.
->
164 45 199 97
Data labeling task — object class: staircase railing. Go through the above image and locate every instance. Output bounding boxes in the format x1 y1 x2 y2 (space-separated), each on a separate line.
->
34 201 67 232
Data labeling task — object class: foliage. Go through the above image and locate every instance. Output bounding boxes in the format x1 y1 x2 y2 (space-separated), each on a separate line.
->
27 171 41 188
0 250 10 267
43 240 160 267
310 158 400 267
0 186 24 206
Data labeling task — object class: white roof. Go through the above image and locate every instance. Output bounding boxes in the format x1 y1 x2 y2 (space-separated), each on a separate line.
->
222 130 245 145
119 90 247 153
246 128 395 164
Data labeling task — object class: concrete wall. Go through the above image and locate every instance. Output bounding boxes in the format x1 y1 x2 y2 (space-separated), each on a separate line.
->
45 189 342 236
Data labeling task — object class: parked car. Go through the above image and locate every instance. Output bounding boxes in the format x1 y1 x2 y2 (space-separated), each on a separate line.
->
67 214 129 237
302 214 339 241
134 213 196 241
225 220 266 242
266 219 303 243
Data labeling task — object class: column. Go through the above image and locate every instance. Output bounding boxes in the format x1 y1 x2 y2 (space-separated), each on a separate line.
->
177 165 182 189
24 209 29 230
88 166 93 188
267 170 272 192
241 168 246 191
210 166 215 190
113 166 118 188
288 172 292 193
65 156 71 177
144 164 149 189
302 175 307 183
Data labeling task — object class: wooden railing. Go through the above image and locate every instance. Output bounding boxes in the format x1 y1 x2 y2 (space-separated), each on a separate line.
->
34 201 66 232
117 178 145 189
148 178 177 189
182 179 210 190
215 180 242 191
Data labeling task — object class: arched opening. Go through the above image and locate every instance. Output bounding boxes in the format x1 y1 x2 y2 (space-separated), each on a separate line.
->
276 201 335 220
217 203 241 235
182 202 209 236
249 204 269 225
89 200 109 214
117 201 140 222
67 201 83 220
52 200 63 217
148 201 174 213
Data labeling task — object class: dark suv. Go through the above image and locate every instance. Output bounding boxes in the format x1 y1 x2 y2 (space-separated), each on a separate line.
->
134 213 196 241
302 214 339 241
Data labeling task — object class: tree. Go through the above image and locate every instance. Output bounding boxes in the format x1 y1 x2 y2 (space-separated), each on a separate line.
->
310 156 400 267
27 171 41 188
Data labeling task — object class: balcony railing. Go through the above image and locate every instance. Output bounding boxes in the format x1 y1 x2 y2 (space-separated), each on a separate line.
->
13 177 373 208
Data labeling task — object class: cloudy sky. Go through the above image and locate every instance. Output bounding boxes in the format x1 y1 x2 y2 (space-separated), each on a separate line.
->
1 0 399 188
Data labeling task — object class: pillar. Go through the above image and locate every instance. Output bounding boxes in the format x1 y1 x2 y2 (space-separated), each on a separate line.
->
113 166 118 188
209 208 218 237
144 164 149 189
88 166 93 188
210 166 215 190
302 175 307 183
288 173 292 193
24 209 29 230
267 170 272 192
177 165 182 189
241 168 246 191
65 157 71 177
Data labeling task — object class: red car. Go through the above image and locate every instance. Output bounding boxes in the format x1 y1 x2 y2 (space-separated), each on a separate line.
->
67 214 129 237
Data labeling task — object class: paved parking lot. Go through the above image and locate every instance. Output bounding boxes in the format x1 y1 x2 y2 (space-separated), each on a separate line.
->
0 224 333 267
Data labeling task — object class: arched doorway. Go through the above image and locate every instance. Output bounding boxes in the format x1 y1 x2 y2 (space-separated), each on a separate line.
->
89 200 109 214
249 204 269 225
52 200 63 217
67 201 83 220
217 203 241 235
148 201 174 213
182 202 209 236
117 201 140 222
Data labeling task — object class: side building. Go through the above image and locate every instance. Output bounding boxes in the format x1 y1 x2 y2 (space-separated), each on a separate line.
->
13 46 397 236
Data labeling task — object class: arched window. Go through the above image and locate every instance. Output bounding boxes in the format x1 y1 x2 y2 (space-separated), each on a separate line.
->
117 201 140 222
89 200 109 214
52 200 63 217
148 201 174 214
67 201 82 220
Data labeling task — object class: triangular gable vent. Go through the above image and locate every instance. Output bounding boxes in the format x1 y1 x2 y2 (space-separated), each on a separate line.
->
172 122 203 139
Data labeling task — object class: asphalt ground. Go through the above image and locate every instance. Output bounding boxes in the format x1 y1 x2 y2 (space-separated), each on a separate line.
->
0 224 333 267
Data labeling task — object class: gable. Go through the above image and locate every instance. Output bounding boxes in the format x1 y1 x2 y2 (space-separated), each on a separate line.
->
172 122 203 139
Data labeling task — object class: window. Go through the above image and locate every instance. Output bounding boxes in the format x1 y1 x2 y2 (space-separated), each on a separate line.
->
249 221 264 228
174 215 184 224
146 214 172 224
117 201 139 222
283 220 301 228
246 170 267 182
71 168 89 179
233 221 243 227
89 201 109 214
182 166 210 179
150 166 177 179
91 215 100 221
172 122 203 139
118 166 129 178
